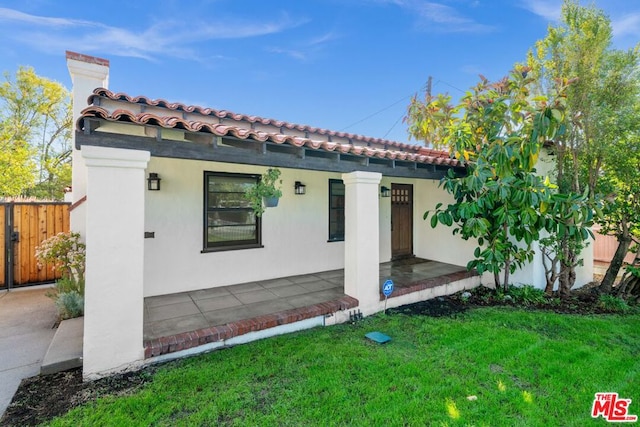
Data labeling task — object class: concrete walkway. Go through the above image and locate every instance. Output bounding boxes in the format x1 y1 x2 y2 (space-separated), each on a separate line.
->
0 287 56 417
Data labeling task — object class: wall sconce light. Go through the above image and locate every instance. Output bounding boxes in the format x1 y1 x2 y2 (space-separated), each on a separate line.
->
380 186 391 198
147 173 161 191
294 181 306 195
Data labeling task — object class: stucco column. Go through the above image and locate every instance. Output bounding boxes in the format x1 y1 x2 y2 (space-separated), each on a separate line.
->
342 171 382 314
66 52 110 235
82 146 150 379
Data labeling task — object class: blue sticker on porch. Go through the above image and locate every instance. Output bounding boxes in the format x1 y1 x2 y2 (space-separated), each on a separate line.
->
365 331 391 344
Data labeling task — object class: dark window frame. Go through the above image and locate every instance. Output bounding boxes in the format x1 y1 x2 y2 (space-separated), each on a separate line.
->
328 179 345 242
203 171 262 252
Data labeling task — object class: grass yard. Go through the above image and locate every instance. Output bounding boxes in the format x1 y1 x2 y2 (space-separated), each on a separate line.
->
47 307 639 426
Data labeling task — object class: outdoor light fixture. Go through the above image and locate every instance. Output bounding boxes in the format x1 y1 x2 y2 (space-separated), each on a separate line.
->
380 186 391 198
294 181 306 195
147 173 161 191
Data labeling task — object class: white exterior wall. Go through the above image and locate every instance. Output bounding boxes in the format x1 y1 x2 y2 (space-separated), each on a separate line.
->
413 179 477 266
575 241 594 287
142 154 594 298
378 177 477 269
143 163 486 298
508 243 545 288
379 177 392 263
509 239 593 289
143 158 348 297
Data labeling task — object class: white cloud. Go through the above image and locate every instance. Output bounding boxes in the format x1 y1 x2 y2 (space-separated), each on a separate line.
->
0 7 98 28
519 1 640 47
309 31 340 46
0 7 304 61
612 13 640 38
268 31 340 61
266 47 307 61
376 0 495 33
519 0 561 22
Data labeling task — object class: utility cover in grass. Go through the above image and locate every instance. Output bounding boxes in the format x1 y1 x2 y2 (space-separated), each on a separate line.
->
365 331 391 344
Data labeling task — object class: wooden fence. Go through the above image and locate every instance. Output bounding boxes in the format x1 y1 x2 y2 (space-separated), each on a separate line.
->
593 225 635 266
1 202 70 289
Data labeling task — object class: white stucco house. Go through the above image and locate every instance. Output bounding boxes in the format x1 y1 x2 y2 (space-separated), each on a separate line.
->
65 51 592 379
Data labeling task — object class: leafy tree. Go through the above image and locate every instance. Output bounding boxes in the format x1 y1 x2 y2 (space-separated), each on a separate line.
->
0 123 34 196
529 0 640 294
539 191 594 297
407 68 583 291
597 92 640 294
0 66 71 199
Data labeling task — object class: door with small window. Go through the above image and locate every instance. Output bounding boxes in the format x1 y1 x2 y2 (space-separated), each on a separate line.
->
391 184 413 259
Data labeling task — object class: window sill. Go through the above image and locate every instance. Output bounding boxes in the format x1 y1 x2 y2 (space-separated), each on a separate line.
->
201 244 264 253
327 239 344 243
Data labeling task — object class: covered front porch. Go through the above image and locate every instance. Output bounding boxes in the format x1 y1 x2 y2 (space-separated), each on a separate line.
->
143 259 478 359
66 52 485 379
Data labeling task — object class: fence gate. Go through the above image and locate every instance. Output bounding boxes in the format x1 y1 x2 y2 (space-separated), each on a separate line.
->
1 202 70 290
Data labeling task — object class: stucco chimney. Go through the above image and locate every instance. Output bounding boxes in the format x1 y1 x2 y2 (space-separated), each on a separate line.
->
66 51 110 234
66 51 109 127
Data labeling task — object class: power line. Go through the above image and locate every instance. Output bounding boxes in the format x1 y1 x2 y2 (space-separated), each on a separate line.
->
382 111 405 139
432 79 465 94
339 94 411 132
339 75 465 134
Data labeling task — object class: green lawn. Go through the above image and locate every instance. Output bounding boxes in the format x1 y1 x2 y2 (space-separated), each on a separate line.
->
49 308 640 426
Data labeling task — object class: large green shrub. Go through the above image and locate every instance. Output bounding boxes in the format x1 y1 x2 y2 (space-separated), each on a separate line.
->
55 290 84 320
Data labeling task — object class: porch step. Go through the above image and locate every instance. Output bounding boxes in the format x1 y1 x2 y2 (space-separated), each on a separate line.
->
41 317 83 375
144 295 359 359
379 269 478 300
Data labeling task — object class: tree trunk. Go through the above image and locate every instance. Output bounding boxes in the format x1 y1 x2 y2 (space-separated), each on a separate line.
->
503 260 511 293
559 262 571 297
502 223 510 293
558 237 570 297
544 271 558 296
568 262 576 290
614 244 639 299
600 230 632 294
614 262 640 303
541 248 559 296
493 271 501 292
559 247 577 297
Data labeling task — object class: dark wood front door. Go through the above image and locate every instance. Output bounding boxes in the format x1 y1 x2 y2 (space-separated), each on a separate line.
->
391 184 413 259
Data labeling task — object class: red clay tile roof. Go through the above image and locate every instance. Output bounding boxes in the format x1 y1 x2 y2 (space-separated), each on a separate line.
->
78 88 459 167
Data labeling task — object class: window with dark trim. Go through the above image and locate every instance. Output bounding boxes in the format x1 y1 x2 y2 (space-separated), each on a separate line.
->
328 179 345 241
204 172 261 251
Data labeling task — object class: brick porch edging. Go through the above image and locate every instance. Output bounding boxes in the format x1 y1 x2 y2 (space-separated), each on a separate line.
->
144 295 359 358
379 270 478 300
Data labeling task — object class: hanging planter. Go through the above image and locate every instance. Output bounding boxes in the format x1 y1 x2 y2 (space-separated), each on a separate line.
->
245 168 282 217
263 196 279 208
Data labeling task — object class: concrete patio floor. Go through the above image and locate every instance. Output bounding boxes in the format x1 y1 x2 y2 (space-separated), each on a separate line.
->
144 269 346 341
144 259 470 344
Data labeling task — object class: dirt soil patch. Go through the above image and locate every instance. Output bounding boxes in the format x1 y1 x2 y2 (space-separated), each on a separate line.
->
1 367 155 427
0 284 628 426
387 296 468 317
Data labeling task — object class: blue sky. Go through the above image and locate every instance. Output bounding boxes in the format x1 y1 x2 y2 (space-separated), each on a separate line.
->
0 0 638 143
